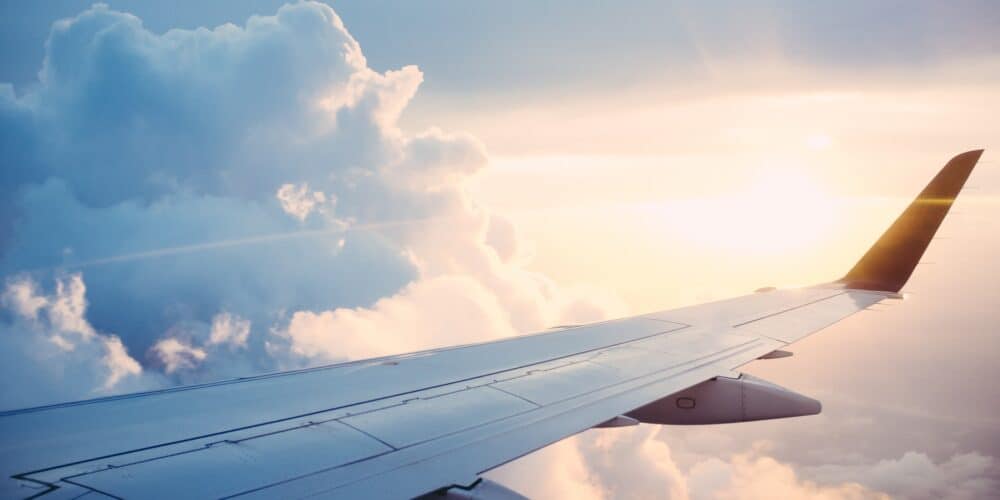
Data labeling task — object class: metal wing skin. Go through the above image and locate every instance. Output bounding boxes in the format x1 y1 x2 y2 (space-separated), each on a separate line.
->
0 150 983 499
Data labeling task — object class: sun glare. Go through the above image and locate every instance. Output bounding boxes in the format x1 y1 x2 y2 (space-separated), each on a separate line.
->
806 133 833 150
656 169 841 254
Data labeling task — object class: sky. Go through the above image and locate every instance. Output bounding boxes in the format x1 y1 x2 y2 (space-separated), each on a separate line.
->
1 1 999 499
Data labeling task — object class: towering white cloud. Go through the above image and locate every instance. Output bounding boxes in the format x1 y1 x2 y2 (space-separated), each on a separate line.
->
0 1 618 402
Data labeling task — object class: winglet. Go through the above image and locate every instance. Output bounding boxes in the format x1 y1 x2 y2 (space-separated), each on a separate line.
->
839 149 983 292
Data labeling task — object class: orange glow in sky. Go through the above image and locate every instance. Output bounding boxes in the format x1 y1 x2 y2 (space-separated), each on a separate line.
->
653 168 840 254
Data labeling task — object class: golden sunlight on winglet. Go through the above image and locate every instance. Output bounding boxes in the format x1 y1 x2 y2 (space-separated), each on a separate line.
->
840 149 984 292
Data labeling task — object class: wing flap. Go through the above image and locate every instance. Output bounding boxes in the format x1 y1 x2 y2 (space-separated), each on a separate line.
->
341 386 538 449
66 421 391 500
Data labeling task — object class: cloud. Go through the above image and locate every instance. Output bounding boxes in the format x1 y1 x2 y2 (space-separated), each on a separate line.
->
487 428 911 500
0 274 150 409
685 446 999 500
686 448 886 500
485 437 604 499
150 337 206 374
276 183 330 221
561 427 998 500
2 274 47 320
0 1 620 405
806 451 999 500
276 275 515 362
102 335 142 388
208 311 251 348
579 427 690 500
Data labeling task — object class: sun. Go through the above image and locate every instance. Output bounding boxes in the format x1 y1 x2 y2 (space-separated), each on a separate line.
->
660 168 841 255
806 133 834 150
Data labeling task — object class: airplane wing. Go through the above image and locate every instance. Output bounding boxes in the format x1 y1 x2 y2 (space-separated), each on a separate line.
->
0 150 983 499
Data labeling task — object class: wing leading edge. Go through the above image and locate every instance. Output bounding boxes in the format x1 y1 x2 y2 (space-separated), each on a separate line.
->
0 150 983 499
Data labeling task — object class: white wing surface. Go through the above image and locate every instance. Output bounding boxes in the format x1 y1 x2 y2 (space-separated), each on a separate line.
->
0 150 983 499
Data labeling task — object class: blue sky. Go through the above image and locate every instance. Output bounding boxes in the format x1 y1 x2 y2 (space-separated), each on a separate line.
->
1 2 998 498
4 1 998 95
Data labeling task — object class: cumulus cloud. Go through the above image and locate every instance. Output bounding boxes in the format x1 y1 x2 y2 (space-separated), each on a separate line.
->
2 276 48 321
682 445 999 500
144 312 254 383
552 428 997 500
0 274 148 408
208 311 251 348
488 428 910 500
276 183 330 221
276 275 515 361
0 1 619 403
102 336 142 388
486 437 604 499
579 427 690 500
806 451 999 500
150 337 207 374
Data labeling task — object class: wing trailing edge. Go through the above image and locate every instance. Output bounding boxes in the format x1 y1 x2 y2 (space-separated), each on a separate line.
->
839 149 983 292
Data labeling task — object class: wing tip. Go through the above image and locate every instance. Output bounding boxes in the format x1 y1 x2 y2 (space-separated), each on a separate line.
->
839 149 984 292
943 149 984 176
942 149 984 177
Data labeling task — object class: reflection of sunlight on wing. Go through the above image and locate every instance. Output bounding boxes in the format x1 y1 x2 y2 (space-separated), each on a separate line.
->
656 169 840 254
